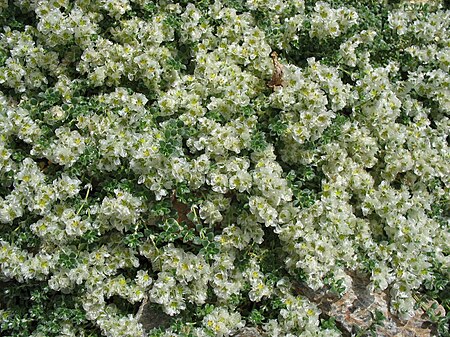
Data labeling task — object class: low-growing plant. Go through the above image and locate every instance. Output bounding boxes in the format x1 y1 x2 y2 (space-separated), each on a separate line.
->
0 0 449 336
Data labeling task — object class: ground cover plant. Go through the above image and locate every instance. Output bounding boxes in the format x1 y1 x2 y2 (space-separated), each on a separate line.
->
0 0 449 336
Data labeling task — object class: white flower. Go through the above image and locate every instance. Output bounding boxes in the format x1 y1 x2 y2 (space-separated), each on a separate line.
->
135 270 153 288
202 307 244 337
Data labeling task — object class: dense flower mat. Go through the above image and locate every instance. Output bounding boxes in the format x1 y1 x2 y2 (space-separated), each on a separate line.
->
0 0 449 336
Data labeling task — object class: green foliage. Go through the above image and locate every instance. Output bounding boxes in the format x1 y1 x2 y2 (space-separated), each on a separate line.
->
320 114 348 144
0 282 99 337
58 250 78 269
77 229 101 250
353 309 386 337
5 216 41 251
320 316 340 332
122 231 144 248
250 130 268 151
323 272 346 297
248 308 264 325
0 47 7 67
268 116 288 137
158 119 185 157
286 167 322 208
0 3 37 30
419 259 450 336
7 137 32 163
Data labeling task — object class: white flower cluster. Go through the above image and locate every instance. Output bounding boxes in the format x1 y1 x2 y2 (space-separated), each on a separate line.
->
4 105 42 144
202 307 244 337
188 115 257 157
310 2 359 39
0 27 59 92
44 127 87 166
35 0 99 48
145 244 211 315
91 189 144 233
215 209 265 251
199 193 230 224
243 258 273 301
261 278 341 337
31 206 92 243
339 30 377 68
82 289 146 337
0 239 54 281
0 158 82 222
389 5 449 42
270 61 344 145
246 0 306 50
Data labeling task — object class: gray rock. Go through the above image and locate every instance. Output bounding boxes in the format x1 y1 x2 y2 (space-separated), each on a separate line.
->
137 295 173 332
232 327 265 337
293 271 445 337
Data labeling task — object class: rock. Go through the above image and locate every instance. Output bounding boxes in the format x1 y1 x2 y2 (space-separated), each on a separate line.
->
232 327 265 337
136 295 173 332
293 271 445 337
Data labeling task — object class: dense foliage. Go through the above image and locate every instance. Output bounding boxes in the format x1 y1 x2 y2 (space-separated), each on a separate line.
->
0 0 449 336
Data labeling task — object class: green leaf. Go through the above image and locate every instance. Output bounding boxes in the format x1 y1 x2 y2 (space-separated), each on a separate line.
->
248 309 264 324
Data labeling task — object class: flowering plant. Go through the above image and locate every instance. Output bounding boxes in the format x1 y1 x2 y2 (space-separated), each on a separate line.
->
0 0 449 336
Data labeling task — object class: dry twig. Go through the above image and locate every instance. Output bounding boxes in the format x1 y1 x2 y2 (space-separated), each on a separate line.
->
267 51 284 89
